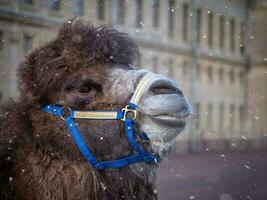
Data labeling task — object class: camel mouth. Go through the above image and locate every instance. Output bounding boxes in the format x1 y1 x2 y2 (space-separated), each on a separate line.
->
151 115 187 128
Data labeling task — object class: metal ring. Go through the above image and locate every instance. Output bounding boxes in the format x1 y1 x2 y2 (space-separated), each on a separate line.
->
60 106 72 121
121 105 137 121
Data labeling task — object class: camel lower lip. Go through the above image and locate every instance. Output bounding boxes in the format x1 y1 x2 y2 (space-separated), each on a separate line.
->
152 115 186 127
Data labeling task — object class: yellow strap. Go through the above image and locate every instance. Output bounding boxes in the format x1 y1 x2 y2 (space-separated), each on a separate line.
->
74 111 118 119
130 73 154 105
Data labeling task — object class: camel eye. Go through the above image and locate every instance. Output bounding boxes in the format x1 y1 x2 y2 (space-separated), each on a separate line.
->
64 79 101 96
79 84 92 93
78 81 102 95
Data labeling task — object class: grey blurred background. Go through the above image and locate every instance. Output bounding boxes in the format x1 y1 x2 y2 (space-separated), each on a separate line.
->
0 0 267 199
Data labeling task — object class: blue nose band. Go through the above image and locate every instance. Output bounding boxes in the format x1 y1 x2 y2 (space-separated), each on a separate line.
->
42 73 159 169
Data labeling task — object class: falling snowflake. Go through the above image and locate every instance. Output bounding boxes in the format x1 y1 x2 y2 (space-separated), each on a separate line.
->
254 116 259 120
189 195 195 199
231 143 237 148
0 112 9 118
241 135 248 140
244 164 251 169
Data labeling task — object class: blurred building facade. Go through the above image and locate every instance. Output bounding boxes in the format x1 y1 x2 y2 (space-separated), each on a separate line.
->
0 0 266 153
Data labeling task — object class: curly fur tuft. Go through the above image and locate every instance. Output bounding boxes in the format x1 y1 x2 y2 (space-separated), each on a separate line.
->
58 19 138 66
17 19 138 106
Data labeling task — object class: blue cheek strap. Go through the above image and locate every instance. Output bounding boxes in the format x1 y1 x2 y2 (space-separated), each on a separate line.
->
41 104 159 169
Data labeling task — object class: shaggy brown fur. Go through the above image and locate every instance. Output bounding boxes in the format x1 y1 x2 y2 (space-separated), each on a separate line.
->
0 20 158 200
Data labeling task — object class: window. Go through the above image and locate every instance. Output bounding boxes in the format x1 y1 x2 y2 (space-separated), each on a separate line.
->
219 16 225 49
219 68 224 82
182 60 187 76
207 66 213 81
74 0 83 16
230 19 235 52
219 104 224 130
196 9 202 43
195 103 201 129
23 0 33 5
117 0 125 24
239 71 244 84
230 104 235 129
152 56 158 73
239 105 244 130
207 12 213 47
152 0 159 29
48 0 60 11
168 0 175 37
97 0 105 20
207 103 213 129
136 0 143 28
240 22 245 54
182 4 188 41
219 103 224 130
23 35 33 54
137 53 142 67
196 64 201 80
168 59 173 78
0 30 3 51
229 69 234 83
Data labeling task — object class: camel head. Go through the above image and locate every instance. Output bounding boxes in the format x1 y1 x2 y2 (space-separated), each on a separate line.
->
17 20 191 168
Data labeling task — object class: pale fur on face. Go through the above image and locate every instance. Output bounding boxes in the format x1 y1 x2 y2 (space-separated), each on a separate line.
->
107 67 190 159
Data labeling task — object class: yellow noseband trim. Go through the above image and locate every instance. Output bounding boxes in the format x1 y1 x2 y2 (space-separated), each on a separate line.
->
129 73 154 106
74 111 118 119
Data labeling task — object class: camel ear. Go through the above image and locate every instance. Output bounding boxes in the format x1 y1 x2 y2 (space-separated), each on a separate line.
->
17 43 58 106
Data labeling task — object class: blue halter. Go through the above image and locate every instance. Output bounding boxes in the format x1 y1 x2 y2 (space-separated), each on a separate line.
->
42 73 159 169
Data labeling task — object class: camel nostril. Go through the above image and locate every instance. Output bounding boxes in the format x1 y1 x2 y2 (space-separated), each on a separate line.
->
150 81 183 96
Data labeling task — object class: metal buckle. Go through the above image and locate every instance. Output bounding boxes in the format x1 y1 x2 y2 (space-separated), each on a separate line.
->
60 106 72 121
121 105 137 121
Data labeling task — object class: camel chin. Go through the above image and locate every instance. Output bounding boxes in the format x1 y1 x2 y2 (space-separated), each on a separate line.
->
138 102 189 159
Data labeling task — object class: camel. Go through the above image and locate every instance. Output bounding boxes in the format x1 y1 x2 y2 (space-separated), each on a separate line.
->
0 19 191 200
